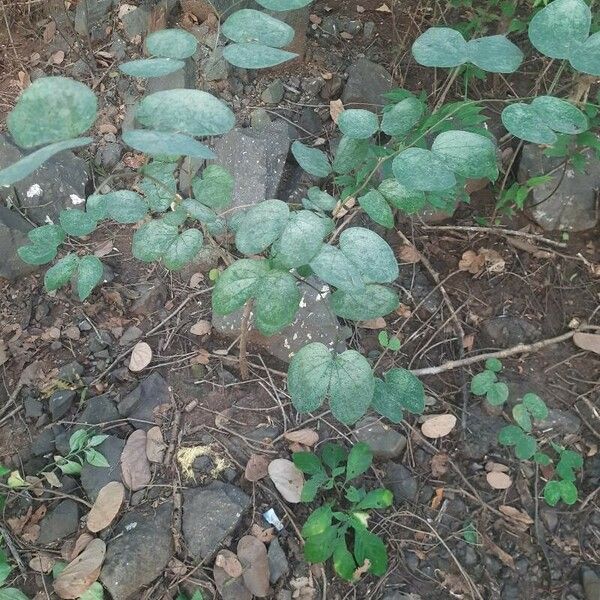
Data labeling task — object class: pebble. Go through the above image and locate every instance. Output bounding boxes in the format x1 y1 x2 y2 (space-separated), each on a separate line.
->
354 416 407 459
261 79 284 104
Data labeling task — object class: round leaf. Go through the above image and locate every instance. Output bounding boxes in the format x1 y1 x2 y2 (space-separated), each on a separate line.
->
162 228 203 270
515 434 537 460
337 109 380 140
486 382 509 406
191 164 234 210
291 141 331 178
302 505 333 538
119 58 185 78
223 43 297 69
431 130 498 179
512 404 532 432
76 255 103 301
569 31 600 76
558 480 578 505
306 186 336 211
330 284 399 320
27 224 65 248
498 425 524 446
466 35 523 73
358 189 394 228
18 243 57 266
131 219 179 262
392 148 456 191
272 210 328 268
235 199 290 255
8 77 97 149
332 136 370 175
129 342 153 372
44 254 79 292
102 191 148 223
255 0 312 9
378 179 426 213
145 29 198 59
501 103 557 144
470 369 497 395
485 357 503 372
522 392 548 420
543 480 561 506
136 90 235 137
530 96 589 135
309 245 365 293
222 9 295 47
381 96 424 137
212 259 270 315
59 210 97 237
253 270 300 335
123 130 215 158
412 27 468 68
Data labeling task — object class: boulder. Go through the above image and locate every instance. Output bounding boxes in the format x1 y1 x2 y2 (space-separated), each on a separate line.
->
118 372 171 430
342 58 394 109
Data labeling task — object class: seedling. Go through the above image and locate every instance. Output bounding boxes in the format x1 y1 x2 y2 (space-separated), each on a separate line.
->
470 358 509 406
53 429 110 476
378 331 401 351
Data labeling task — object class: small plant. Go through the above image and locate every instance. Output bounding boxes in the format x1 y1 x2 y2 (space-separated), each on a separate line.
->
53 430 110 476
0 538 28 600
377 331 401 352
470 358 509 406
495 175 553 216
293 442 393 581
542 443 583 506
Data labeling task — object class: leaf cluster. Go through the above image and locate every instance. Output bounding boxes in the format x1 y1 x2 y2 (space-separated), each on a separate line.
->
53 429 110 476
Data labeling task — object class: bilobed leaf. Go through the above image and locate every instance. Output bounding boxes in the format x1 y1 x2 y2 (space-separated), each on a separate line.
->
192 165 234 209
333 537 356 581
162 228 203 270
486 382 509 406
44 254 79 292
103 191 148 223
309 245 365 293
223 43 297 68
392 148 456 191
337 109 380 140
470 369 496 395
530 96 589 135
353 527 387 576
132 219 179 262
136 89 235 137
522 392 548 420
381 96 424 137
76 255 103 300
330 284 399 320
372 368 425 423
412 27 468 68
212 259 270 315
569 31 600 76
332 136 370 175
145 29 198 59
272 210 328 268
514 434 537 460
8 77 97 149
17 243 57 265
291 141 331 178
358 189 394 228
543 480 561 506
512 404 532 432
59 210 97 236
253 270 300 335
501 103 557 144
123 130 215 158
0 138 92 187
222 9 294 47
119 58 185 78
378 179 426 213
431 130 498 179
466 35 523 73
528 0 591 59
498 424 524 446
235 199 290 255
346 442 373 481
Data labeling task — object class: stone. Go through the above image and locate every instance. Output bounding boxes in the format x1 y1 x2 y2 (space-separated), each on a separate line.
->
95 142 122 170
120 6 150 39
342 58 394 109
354 416 407 459
100 503 173 600
0 205 38 281
24 397 43 419
363 21 376 40
320 74 343 100
89 331 112 354
202 48 230 81
383 461 418 503
250 108 272 130
81 435 125 501
38 499 80 544
213 277 347 363
479 316 541 348
145 57 196 93
31 428 56 456
299 107 322 136
130 280 168 316
74 0 115 40
301 77 323 96
582 568 600 600
78 394 120 425
261 79 284 104
518 144 600 231
463 406 505 459
58 361 85 382
49 390 76 420
119 325 143 346
182 481 250 560
118 372 171 430
268 538 289 583
538 409 581 435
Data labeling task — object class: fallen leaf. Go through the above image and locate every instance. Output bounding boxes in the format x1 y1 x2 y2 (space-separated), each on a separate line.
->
431 487 444 510
43 21 57 43
190 320 212 336
215 550 243 578
191 348 211 365
430 453 449 477
399 244 421 263
283 428 319 447
0 340 8 367
352 558 371 580
129 341 152 371
458 250 485 274
146 426 166 463
330 99 344 123
213 549 250 600
356 4 365 12
309 14 322 24
169 557 187 576
507 237 553 258
486 471 512 490
573 332 600 355
268 458 304 503
463 334 474 351
499 505 534 525
87 481 125 533
42 471 62 488
237 536 270 597
52 50 65 65
53 538 106 599
358 317 387 329
395 303 412 318
376 3 392 12
93 240 114 257
245 454 270 482
30 554 55 573
482 534 515 569
69 532 94 561
189 272 204 288
121 430 151 491
485 461 509 473
421 414 457 439
250 523 276 543
340 31 354 39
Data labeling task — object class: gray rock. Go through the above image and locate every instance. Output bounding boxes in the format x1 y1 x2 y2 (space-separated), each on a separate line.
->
78 394 120 425
49 390 76 420
582 568 600 600
118 372 171 430
0 206 36 280
24 397 43 419
463 406 505 459
301 77 324 96
89 331 112 354
130 280 168 316
100 503 173 600
38 499 80 544
182 481 251 560
383 462 418 503
261 79 284 104
320 74 343 100
202 48 230 81
213 277 346 363
354 416 407 459
538 409 581 435
145 57 196 93
31 428 56 456
342 58 393 109
299 107 322 136
268 538 289 583
250 108 272 130
120 6 150 39
479 316 541 348
58 361 85 383
518 144 600 231
80 435 125 501
95 142 122 170
54 432 71 457
74 0 115 40
119 325 143 346
363 21 376 40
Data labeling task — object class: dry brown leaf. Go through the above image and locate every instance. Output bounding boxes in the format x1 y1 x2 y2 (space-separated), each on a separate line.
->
250 523 276 543
69 532 94 561
30 554 55 573
482 534 515 569
499 505 533 525
54 538 106 599
309 13 322 24
189 272 204 288
421 414 457 438
486 471 512 490
463 334 474 351
43 21 57 43
485 461 509 473
42 471 62 488
87 481 125 533
283 428 319 447
52 50 65 65
146 426 166 463
329 99 344 123
430 487 444 510
376 3 392 12
430 453 449 477
244 454 270 482
190 320 212 336
358 317 387 329
395 303 411 318
268 458 304 503
340 31 354 39
121 430 151 491
129 341 152 371
237 536 270 597
507 237 553 258
573 332 600 355
356 4 365 12
215 550 243 578
191 348 211 365
93 240 114 257
399 244 421 263
458 250 485 274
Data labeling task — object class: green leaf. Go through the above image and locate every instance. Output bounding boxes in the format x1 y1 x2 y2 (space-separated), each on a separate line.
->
530 96 589 135
255 0 312 10
305 186 336 211
88 434 109 447
17 243 57 266
102 191 148 223
272 210 328 268
79 581 104 600
288 343 375 424
486 382 509 406
86 194 108 220
191 165 234 210
358 189 394 228
52 562 67 579
76 255 103 300
163 229 204 271
291 141 332 178
119 58 185 78
528 0 591 59
69 429 88 452
140 160 177 212
333 537 356 581
253 269 300 335
485 358 503 372
522 392 548 420
470 370 496 395
346 442 373 481
0 137 93 187
181 200 225 235
339 227 399 284
558 479 578 505
0 588 30 600
132 219 179 262
512 403 532 432
498 424 524 446
465 35 523 73
85 448 110 467
44 254 79 292
375 367 425 422
388 337 401 351
337 109 379 140
569 31 600 76
378 179 426 213
412 27 468 68
332 137 369 175
353 527 387 576
393 148 456 192
145 29 198 59
515 434 537 460
302 505 333 537
355 488 393 510
534 452 552 466
501 103 557 144
555 460 576 482
27 224 65 248
235 199 290 255
222 9 295 47
293 452 324 475
543 480 561 506
58 459 82 475
212 259 270 315
301 472 328 502
0 562 11 587
123 130 215 159
59 210 97 237
304 525 338 563
431 130 498 179
331 283 399 321
463 521 479 545
321 443 347 470
559 449 583 470
223 43 297 68
381 97 424 137
309 245 365 293
8 76 97 149
136 90 235 137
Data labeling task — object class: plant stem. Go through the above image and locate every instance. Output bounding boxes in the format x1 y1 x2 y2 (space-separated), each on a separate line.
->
239 299 254 381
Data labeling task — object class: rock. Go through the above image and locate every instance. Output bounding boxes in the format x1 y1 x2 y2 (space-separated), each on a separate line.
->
268 538 289 583
81 435 125 501
582 568 600 600
250 108 272 130
119 325 143 346
58 361 85 382
354 416 407 459
95 142 122 170
0 206 36 281
118 372 171 430
299 107 322 136
262 79 284 104
74 0 115 40
320 74 343 100
31 428 57 456
342 58 393 109
518 144 600 231
213 549 252 600
49 390 76 420
100 503 173 600
78 394 120 425
182 481 250 560
145 57 196 92
363 21 376 40
120 6 150 39
301 77 323 96
383 462 418 503
538 409 581 435
38 499 80 544
24 397 43 420
202 48 229 81
479 316 541 348
463 406 506 459
130 280 168 316
213 277 346 363
89 331 112 355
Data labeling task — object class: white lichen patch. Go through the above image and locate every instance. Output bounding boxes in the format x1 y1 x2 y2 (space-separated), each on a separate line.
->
70 193 85 205
26 184 42 198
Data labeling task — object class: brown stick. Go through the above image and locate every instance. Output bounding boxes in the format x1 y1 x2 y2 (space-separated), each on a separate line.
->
239 299 254 381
